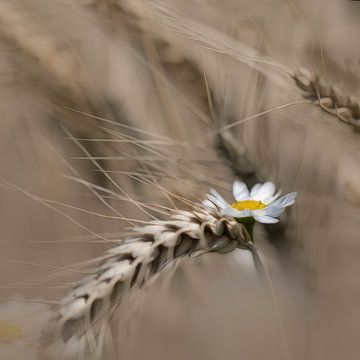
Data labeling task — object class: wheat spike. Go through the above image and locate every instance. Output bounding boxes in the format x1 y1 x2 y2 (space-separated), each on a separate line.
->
292 67 360 128
40 205 248 358
0 2 85 104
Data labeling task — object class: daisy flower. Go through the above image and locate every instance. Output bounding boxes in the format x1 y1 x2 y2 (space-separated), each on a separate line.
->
203 180 297 225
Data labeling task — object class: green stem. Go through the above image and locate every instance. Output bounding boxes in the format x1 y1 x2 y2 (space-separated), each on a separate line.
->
236 217 255 242
244 221 254 242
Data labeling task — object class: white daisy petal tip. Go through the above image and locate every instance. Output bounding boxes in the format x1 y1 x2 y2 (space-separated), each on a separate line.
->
271 191 298 208
251 181 276 202
202 199 216 211
254 215 279 224
207 194 227 210
264 189 282 205
232 180 250 201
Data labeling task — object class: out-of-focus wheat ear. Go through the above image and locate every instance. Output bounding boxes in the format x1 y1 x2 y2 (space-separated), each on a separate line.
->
292 67 360 129
135 1 360 132
39 206 248 359
0 2 88 105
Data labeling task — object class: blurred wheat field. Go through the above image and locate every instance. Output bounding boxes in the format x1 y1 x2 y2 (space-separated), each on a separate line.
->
0 0 359 359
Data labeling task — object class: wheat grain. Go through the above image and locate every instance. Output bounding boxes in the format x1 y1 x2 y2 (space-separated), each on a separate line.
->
40 205 249 358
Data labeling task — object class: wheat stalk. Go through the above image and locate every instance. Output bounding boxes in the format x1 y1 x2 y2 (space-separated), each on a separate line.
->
40 205 249 358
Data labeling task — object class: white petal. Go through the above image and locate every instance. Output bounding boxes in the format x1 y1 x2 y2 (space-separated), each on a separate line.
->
255 206 284 217
254 215 279 224
252 181 276 202
221 207 251 218
232 181 250 201
210 188 227 203
270 192 297 208
202 199 216 210
221 206 242 217
209 189 228 209
263 190 282 205
239 209 253 218
207 194 228 209
250 183 262 197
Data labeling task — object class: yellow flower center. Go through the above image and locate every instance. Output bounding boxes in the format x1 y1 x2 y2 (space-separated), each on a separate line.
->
231 200 266 211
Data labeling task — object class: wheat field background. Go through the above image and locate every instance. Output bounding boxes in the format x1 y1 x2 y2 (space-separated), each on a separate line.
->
0 0 359 359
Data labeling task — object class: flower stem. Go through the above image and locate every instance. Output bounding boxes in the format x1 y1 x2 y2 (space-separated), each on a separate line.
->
236 217 255 242
244 221 254 242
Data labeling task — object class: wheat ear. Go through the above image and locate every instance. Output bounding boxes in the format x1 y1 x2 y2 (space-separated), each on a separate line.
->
41 205 248 358
0 2 86 103
292 67 360 129
131 1 360 131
